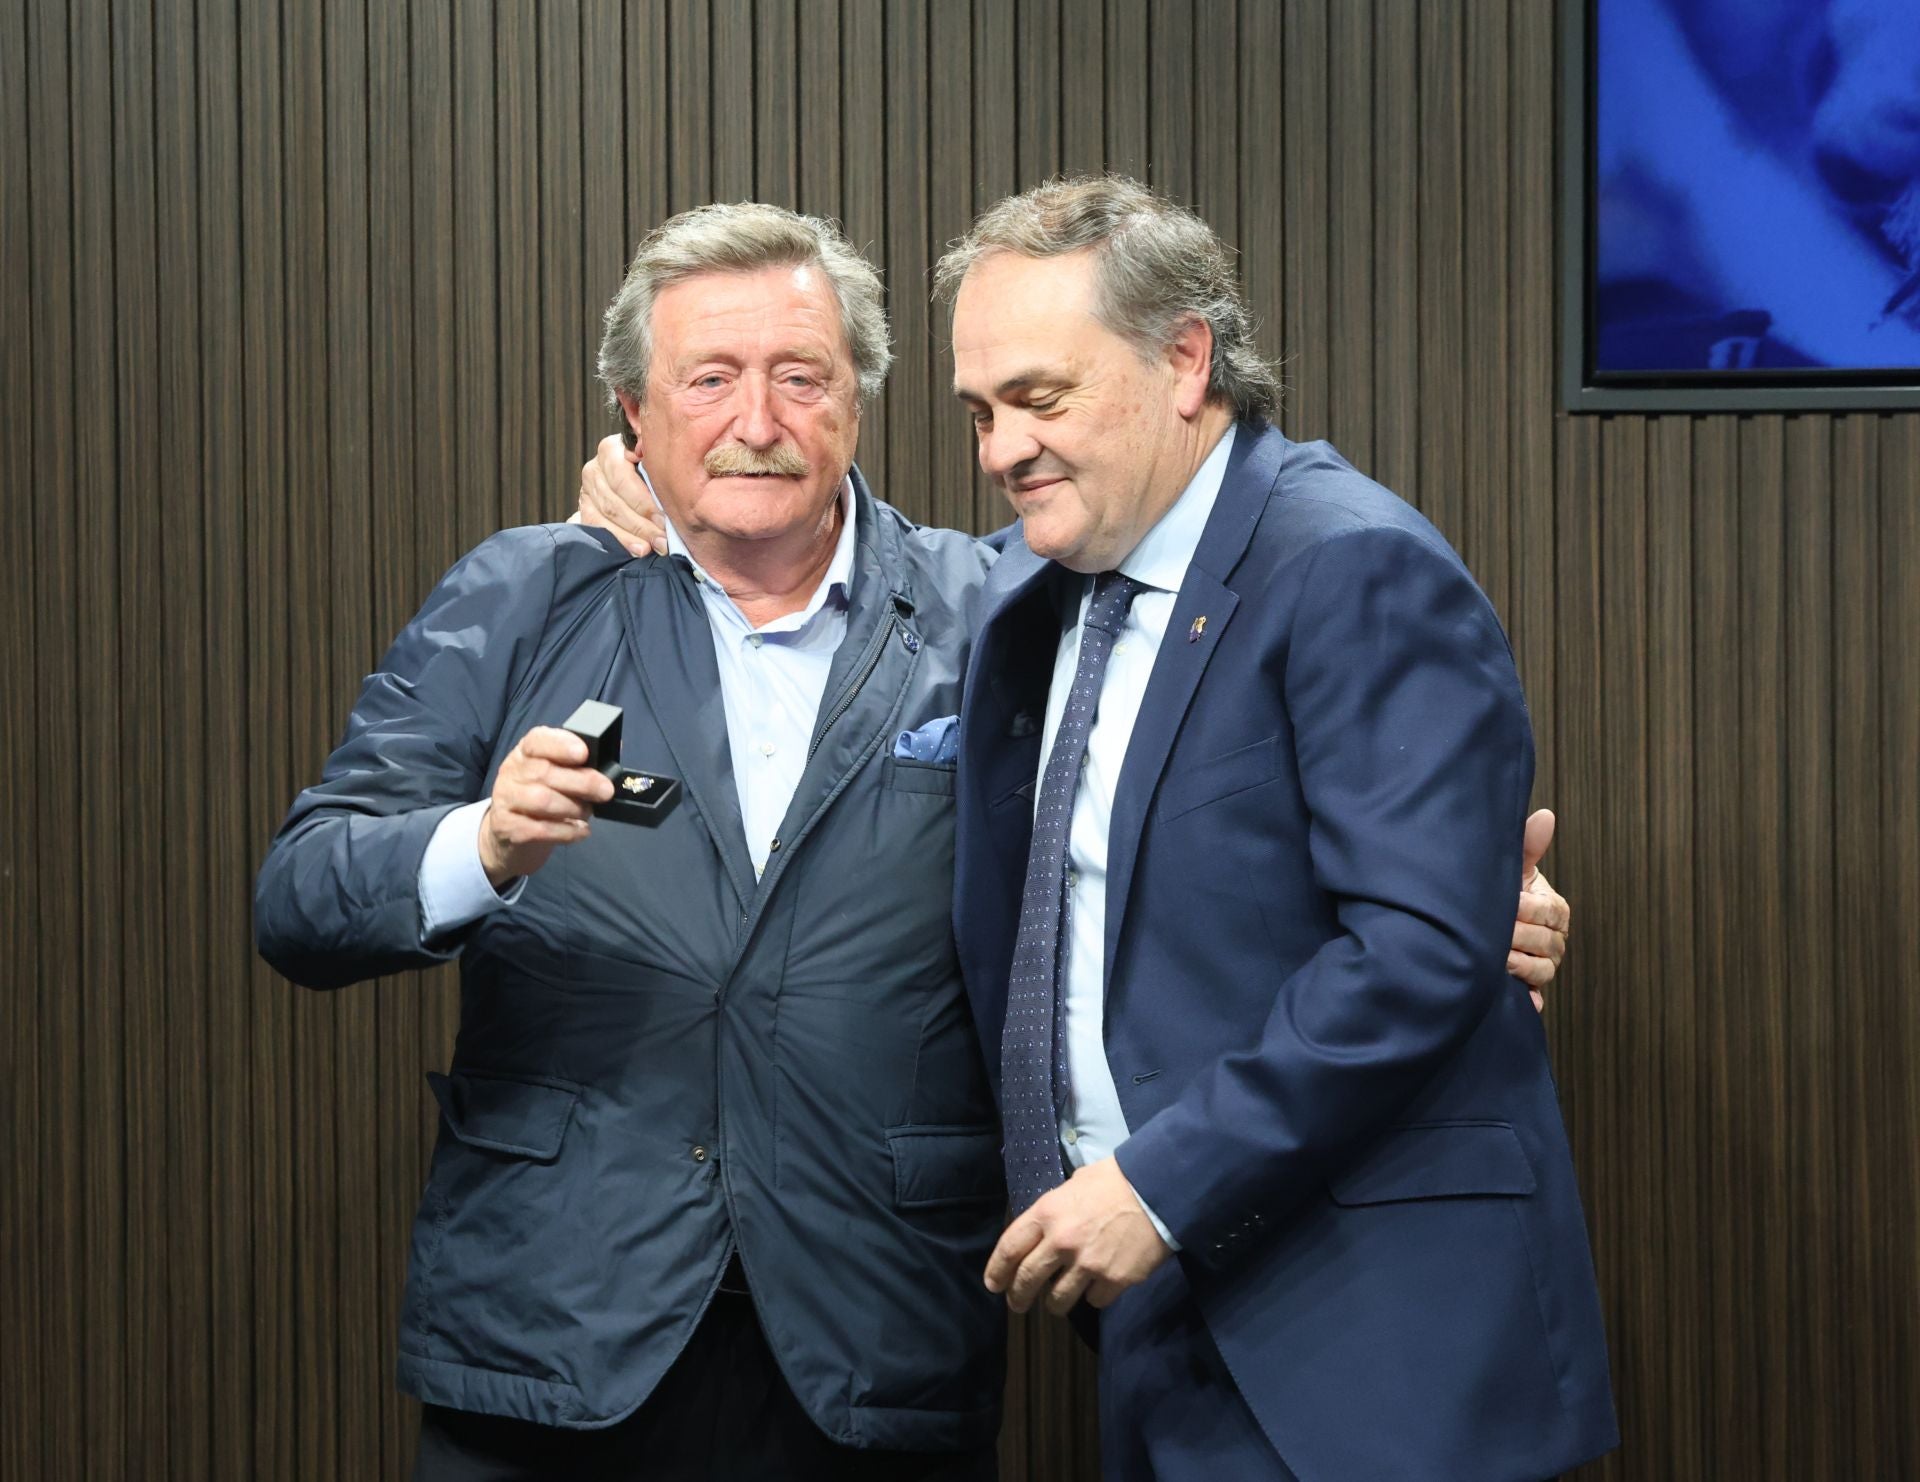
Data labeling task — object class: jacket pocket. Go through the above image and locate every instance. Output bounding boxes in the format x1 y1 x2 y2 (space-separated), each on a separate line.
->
1328 1120 1536 1206
882 755 957 797
1155 734 1279 822
426 1069 582 1162
887 1124 1006 1209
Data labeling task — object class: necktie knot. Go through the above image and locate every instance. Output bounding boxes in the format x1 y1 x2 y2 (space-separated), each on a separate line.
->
1084 570 1144 637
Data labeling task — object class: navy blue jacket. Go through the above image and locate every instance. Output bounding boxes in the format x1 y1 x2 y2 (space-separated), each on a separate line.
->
953 422 1618 1481
256 473 1007 1449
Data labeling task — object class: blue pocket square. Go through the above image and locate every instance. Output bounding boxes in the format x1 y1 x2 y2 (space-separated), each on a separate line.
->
894 714 960 764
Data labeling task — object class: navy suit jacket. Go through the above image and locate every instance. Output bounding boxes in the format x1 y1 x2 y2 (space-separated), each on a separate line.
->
953 421 1618 1481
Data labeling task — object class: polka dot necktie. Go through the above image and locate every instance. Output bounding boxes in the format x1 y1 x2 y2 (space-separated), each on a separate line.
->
1001 569 1145 1216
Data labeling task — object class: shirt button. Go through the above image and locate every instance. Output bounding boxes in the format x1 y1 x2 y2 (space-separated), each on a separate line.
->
1066 869 1079 890
760 741 775 756
1063 1127 1079 1146
747 633 764 648
691 1145 710 1163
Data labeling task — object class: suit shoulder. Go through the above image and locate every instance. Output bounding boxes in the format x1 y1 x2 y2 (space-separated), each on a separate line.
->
1260 439 1467 575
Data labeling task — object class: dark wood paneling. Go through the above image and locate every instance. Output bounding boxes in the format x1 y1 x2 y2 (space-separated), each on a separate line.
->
4 4 1918 1479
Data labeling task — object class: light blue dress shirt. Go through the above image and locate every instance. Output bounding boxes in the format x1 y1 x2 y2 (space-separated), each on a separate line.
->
1037 425 1237 1247
418 480 858 937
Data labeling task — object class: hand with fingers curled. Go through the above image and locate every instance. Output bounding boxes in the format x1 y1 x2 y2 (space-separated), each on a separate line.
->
984 1157 1173 1318
1509 808 1572 1011
477 726 617 890
571 434 671 558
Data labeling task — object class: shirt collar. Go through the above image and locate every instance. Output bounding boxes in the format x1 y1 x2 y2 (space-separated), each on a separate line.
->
1115 423 1237 595
663 474 857 626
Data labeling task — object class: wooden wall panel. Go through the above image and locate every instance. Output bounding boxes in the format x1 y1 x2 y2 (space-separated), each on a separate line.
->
4 3 1917 1479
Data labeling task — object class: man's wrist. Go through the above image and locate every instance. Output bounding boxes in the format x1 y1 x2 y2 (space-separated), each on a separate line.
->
476 808 519 893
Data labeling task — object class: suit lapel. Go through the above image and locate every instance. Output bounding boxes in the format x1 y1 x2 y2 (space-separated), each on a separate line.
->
618 558 759 909
961 536 1065 851
1102 422 1286 990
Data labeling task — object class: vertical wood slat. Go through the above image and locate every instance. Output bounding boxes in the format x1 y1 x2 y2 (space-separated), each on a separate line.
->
926 0 973 535
1 0 42 1474
710 0 753 197
1370 0 1418 500
1103 0 1147 178
754 0 798 205
365 2 421 1469
110 0 172 1466
539 3 586 518
72 0 128 1472
1505 0 1557 802
1827 415 1880 1480
281 0 340 1475
666 0 712 212
496 2 541 531
838 0 887 487
883 1 929 537
967 0 1016 534
3 6 1918 1480
1645 414 1700 1479
238 0 296 1473
1277 0 1327 442
153 0 211 1474
1875 415 1920 1482
1324 0 1372 466
324 2 380 1475
1689 415 1743 1473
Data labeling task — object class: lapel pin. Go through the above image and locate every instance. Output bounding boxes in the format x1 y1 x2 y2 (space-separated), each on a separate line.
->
1188 615 1208 643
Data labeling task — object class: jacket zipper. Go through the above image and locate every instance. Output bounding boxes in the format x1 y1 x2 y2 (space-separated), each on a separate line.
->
807 608 898 761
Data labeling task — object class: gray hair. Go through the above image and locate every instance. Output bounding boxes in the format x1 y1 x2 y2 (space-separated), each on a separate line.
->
933 175 1280 422
598 202 892 419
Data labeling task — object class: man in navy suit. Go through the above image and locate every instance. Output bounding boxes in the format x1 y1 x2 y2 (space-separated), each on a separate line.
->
936 178 1618 1481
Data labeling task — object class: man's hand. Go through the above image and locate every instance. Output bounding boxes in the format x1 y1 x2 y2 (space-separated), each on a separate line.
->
573 434 669 557
478 727 615 889
984 1157 1172 1316
1508 808 1571 1011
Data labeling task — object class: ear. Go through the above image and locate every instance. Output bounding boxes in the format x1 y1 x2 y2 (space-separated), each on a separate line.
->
1166 317 1216 421
615 388 646 442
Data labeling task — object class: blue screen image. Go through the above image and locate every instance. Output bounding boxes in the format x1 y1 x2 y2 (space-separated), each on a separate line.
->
1594 0 1920 374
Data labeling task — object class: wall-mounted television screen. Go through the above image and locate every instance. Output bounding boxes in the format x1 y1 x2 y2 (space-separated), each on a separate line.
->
1562 0 1920 411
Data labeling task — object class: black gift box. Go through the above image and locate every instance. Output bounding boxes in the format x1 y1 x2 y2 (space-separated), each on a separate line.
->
561 700 683 827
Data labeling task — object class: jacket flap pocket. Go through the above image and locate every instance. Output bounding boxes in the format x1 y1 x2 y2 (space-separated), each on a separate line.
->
1155 735 1278 822
882 756 957 796
1329 1121 1536 1206
888 1125 1006 1209
427 1069 582 1163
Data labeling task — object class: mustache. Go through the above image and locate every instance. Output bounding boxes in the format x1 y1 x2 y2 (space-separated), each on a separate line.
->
704 443 810 478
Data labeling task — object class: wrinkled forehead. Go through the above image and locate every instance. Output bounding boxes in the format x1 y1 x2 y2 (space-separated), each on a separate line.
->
949 251 1126 395
650 264 852 367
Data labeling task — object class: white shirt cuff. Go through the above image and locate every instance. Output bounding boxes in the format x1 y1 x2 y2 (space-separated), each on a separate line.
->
1131 1187 1182 1252
419 800 525 941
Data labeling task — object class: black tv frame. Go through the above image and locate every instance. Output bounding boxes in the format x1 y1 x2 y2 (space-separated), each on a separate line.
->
1558 0 1920 413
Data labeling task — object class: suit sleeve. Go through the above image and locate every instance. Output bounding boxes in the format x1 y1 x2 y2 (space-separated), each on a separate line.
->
253 527 560 989
1113 525 1534 1268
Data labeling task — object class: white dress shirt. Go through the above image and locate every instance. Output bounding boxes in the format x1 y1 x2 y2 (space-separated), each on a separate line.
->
1037 425 1237 1246
418 480 857 937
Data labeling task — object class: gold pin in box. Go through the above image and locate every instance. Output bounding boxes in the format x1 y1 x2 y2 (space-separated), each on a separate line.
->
561 700 683 827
